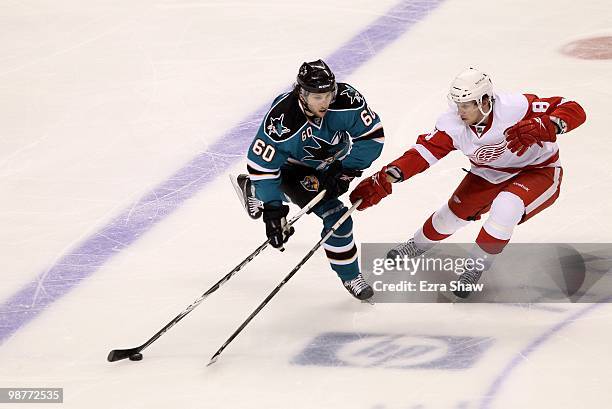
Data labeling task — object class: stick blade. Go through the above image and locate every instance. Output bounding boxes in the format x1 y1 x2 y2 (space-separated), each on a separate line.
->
207 352 221 366
107 347 140 362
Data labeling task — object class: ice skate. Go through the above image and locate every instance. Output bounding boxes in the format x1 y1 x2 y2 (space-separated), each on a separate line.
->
452 268 483 299
342 273 374 300
230 174 263 220
386 238 427 262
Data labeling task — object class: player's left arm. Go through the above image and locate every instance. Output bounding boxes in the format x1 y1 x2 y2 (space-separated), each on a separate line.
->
339 97 385 171
505 94 587 156
522 94 587 134
320 88 384 200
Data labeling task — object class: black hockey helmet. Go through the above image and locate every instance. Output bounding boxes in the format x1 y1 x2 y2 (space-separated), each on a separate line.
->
296 59 336 93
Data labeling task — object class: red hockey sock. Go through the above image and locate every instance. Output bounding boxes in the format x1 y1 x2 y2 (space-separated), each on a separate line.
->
476 228 509 255
422 214 452 241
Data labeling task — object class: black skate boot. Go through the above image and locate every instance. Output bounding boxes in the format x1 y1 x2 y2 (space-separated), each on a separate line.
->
230 174 263 219
342 273 374 300
452 268 483 299
386 238 426 261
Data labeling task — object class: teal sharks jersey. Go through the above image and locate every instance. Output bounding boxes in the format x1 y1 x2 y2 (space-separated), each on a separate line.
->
246 83 384 203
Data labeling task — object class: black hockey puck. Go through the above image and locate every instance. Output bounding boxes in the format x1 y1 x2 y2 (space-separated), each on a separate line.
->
129 353 143 361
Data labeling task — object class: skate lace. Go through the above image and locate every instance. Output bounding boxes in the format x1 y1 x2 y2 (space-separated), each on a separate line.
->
459 269 482 285
247 196 263 214
390 239 425 258
346 275 369 294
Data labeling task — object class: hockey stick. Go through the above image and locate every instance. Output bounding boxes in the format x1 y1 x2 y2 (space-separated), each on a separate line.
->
207 199 362 366
107 189 327 362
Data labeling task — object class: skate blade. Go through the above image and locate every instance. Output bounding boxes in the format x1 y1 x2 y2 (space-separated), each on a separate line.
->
229 174 247 208
230 173 259 220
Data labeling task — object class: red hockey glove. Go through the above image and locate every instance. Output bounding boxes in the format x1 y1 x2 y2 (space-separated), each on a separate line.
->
349 167 393 211
505 115 558 157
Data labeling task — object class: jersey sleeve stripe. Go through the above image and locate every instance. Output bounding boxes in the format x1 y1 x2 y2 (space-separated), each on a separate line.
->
412 143 439 166
249 173 280 181
353 126 385 143
247 164 280 177
246 159 280 173
353 123 383 140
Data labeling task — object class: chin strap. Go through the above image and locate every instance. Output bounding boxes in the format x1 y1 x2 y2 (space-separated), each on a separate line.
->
475 113 490 127
298 96 316 117
477 96 494 117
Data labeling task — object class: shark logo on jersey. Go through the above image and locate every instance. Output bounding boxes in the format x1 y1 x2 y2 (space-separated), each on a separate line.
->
266 114 290 137
303 134 349 169
340 86 363 104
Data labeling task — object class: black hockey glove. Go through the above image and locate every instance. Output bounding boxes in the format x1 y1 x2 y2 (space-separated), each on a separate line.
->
322 161 363 200
262 203 295 250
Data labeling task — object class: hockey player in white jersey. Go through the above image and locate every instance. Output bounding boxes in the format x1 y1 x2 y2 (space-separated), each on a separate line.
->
349 68 586 298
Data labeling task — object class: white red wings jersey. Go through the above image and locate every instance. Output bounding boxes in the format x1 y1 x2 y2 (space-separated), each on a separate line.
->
406 92 585 184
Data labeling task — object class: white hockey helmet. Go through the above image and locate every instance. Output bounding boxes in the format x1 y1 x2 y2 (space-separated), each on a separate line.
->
448 67 494 115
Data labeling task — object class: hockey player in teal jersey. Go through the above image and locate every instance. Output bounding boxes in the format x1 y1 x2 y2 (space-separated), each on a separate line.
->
233 59 384 300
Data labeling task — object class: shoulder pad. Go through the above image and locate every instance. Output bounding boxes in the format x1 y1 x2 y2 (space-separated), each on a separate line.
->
494 92 528 108
330 83 366 110
263 92 307 142
435 110 465 136
492 92 529 122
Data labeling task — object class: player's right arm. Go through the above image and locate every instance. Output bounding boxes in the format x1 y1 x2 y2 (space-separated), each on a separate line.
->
247 130 289 205
246 93 304 250
349 128 456 210
246 122 295 250
245 92 297 205
386 128 456 182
